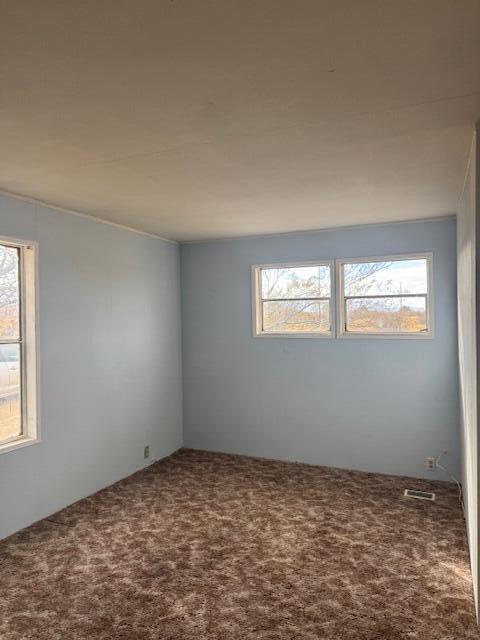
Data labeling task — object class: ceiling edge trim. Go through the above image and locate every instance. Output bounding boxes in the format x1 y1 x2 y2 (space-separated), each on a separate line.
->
0 189 178 245
180 214 457 245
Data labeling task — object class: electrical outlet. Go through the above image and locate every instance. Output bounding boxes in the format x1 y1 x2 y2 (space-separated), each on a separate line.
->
144 445 150 459
425 457 436 471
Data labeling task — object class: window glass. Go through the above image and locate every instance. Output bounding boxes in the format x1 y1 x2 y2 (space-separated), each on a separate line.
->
345 297 427 333
342 257 430 335
344 259 428 297
0 239 37 451
256 263 332 335
261 265 330 299
0 246 20 340
0 246 22 443
263 299 330 333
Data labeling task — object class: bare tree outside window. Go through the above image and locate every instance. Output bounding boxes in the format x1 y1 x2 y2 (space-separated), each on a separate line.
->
255 263 332 335
0 245 21 442
341 257 430 334
253 256 432 338
0 237 37 454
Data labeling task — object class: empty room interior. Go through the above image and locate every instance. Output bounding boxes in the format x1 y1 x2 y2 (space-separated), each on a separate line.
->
1 2 480 638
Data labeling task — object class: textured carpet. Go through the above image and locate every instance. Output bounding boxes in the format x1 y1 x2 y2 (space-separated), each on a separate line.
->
0 449 477 639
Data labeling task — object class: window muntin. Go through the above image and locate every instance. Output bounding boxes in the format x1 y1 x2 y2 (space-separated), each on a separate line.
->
254 263 333 336
339 255 432 336
0 238 37 452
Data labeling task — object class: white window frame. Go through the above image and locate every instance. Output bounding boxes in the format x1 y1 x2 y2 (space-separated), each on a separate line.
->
0 235 39 454
336 252 434 339
252 260 335 338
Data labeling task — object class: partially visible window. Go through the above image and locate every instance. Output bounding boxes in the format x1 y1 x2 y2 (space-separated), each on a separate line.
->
0 238 37 453
338 254 432 337
253 262 333 336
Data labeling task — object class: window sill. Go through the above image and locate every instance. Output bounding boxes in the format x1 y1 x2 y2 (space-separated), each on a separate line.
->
337 331 434 339
254 331 334 338
0 435 40 455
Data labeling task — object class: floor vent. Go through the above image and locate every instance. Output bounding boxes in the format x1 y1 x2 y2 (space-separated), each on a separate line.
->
404 489 435 501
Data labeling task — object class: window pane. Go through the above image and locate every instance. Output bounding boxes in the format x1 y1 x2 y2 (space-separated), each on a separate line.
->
261 265 330 299
344 259 428 297
0 344 21 441
0 245 20 339
263 300 330 333
345 297 427 333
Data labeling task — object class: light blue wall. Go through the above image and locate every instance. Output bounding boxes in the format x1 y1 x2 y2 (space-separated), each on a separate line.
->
0 194 183 539
181 218 459 480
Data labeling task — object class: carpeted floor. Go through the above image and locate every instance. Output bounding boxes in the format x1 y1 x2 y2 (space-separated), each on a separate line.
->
0 449 477 639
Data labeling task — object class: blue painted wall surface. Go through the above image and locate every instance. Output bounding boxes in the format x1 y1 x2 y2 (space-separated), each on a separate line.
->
181 218 459 480
0 194 183 539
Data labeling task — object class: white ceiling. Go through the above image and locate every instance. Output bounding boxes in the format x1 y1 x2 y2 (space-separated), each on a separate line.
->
1 1 479 241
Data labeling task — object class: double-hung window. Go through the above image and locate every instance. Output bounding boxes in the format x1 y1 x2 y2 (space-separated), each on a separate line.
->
0 237 38 453
252 262 333 336
252 254 433 339
337 254 433 337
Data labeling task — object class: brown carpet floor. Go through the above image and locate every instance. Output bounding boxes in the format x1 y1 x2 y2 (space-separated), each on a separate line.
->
0 449 478 639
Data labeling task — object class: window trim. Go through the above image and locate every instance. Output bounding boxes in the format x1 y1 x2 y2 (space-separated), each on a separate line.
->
252 260 335 338
336 252 434 339
0 235 39 454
